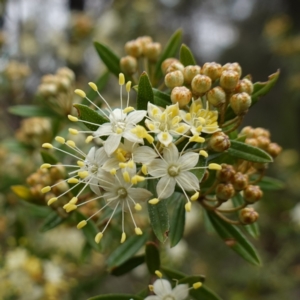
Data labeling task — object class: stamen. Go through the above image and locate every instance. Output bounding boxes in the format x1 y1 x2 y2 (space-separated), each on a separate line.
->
85 135 94 143
120 232 126 243
40 163 51 169
74 89 86 98
199 150 208 157
134 203 142 211
95 232 103 244
55 136 65 144
68 115 78 122
42 143 53 149
185 202 191 212
155 270 163 278
47 197 57 206
149 198 159 205
77 220 87 229
135 227 143 235
208 163 222 170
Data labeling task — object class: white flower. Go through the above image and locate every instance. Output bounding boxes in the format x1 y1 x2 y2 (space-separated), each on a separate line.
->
145 279 189 300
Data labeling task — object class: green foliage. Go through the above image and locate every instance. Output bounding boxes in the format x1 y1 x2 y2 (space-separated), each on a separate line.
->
39 211 66 232
110 255 145 276
89 295 143 300
145 242 160 274
152 88 172 106
8 105 58 117
137 72 154 110
180 44 197 66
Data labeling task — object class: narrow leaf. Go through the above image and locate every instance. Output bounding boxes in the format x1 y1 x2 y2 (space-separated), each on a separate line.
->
11 185 32 201
40 211 66 232
8 105 58 117
207 211 261 266
137 72 154 110
94 42 121 77
89 294 143 300
228 140 273 163
145 242 160 274
251 175 285 191
153 88 171 106
40 150 58 165
180 44 197 66
110 255 145 276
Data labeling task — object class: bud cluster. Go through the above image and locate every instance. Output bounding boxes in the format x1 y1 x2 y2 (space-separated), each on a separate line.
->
3 60 30 82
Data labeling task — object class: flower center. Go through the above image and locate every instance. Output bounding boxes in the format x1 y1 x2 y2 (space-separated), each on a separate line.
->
168 165 180 177
117 187 128 199
113 121 126 134
163 296 175 300
90 164 98 174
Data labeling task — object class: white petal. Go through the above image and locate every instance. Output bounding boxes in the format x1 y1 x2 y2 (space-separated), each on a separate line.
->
147 102 162 119
157 176 176 199
172 284 189 300
110 108 125 121
148 159 168 177
176 171 199 191
144 296 160 300
90 178 101 195
95 147 109 165
98 170 115 190
123 131 144 144
157 132 173 147
94 123 113 137
86 147 96 161
133 146 158 164
178 152 198 170
104 135 121 156
102 158 120 172
128 188 152 202
153 279 172 296
163 143 179 163
126 110 147 124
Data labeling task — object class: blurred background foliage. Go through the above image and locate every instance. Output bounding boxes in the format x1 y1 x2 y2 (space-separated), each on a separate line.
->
0 0 300 299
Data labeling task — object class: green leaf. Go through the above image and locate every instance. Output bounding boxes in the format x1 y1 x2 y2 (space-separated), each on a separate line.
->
147 180 170 243
252 175 285 191
207 211 261 266
152 88 171 106
8 105 58 117
179 44 197 66
137 72 154 110
107 233 148 269
191 155 207 182
40 211 66 232
228 140 273 163
145 242 160 274
154 29 183 79
190 285 223 300
169 193 185 247
40 150 58 165
110 255 145 276
73 103 107 131
94 42 121 77
11 185 32 201
89 294 143 300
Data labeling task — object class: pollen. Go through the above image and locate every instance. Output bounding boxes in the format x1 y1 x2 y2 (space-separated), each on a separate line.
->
69 197 78 204
123 171 130 183
68 178 79 184
69 128 78 135
77 220 87 229
42 143 53 149
78 171 89 178
66 140 76 148
119 73 125 85
119 162 127 169
47 197 57 206
199 150 208 157
85 135 94 143
68 115 78 122
208 163 222 170
193 282 202 289
95 232 103 244
142 164 148 175
120 232 126 243
123 106 134 113
88 82 98 91
145 134 154 144
127 160 134 168
134 203 142 211
135 227 143 235
155 270 163 278
77 160 85 167
149 198 159 205
126 81 131 92
116 128 123 134
41 186 51 193
40 163 51 169
110 168 117 175
64 203 77 213
185 202 191 212
191 192 199 201
55 136 65 144
74 89 86 98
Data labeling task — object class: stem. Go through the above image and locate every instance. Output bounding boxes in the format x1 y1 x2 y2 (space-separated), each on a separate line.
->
217 202 247 213
214 210 241 225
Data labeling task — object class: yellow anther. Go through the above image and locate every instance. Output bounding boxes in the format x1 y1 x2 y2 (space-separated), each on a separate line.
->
41 186 51 193
198 117 206 125
147 123 155 131
196 125 203 133
95 232 103 244
145 134 154 144
85 135 93 143
133 175 145 183
77 160 85 167
69 128 78 135
191 192 199 201
135 227 143 235
88 82 98 91
170 105 178 117
142 164 148 175
123 171 130 183
74 89 86 98
149 285 154 292
68 178 79 184
78 171 89 178
77 220 87 229
171 116 180 126
47 197 57 206
126 81 132 92
40 163 51 169
120 232 126 243
119 162 127 169
68 115 78 122
208 163 222 170
190 135 205 143
162 132 169 141
199 150 208 157
55 136 65 144
152 107 159 116
66 140 76 148
131 176 137 185
42 143 53 149
149 198 159 205
116 127 123 134
134 203 142 211
155 270 163 278
69 197 78 204
193 282 202 289
161 112 166 122
116 151 126 162
110 168 117 175
185 202 191 212
119 73 125 85
123 106 134 113
127 160 134 168
175 125 185 134
185 113 191 121
64 203 77 213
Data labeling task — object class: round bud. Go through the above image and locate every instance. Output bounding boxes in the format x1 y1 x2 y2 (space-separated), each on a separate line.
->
191 74 212 95
245 138 258 147
136 36 153 54
239 207 259 224
215 183 235 202
230 92 252 115
171 86 192 107
232 172 249 191
120 55 138 75
209 132 231 152
256 136 271 150
125 40 142 57
164 71 184 89
201 62 222 81
144 42 161 62
57 67 75 82
166 62 185 74
207 86 226 107
183 65 201 84
161 58 180 74
252 127 270 138
267 142 282 158
220 70 240 91
222 62 242 77
37 83 57 97
216 164 236 182
244 185 263 203
235 78 253 95
240 126 254 137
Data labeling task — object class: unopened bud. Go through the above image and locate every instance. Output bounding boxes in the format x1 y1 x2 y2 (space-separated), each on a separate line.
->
230 92 252 115
252 127 270 138
183 65 201 84
239 207 259 224
245 138 258 147
136 36 153 55
267 142 282 158
244 185 263 203
191 74 212 95
256 136 271 150
207 86 226 107
209 132 231 152
235 78 253 95
201 62 222 81
232 172 249 191
125 40 142 57
240 126 254 137
164 70 184 89
166 62 185 74
120 55 138 75
171 86 192 107
144 42 162 62
216 183 235 202
216 164 236 182
220 70 240 91
161 58 180 75
222 62 242 77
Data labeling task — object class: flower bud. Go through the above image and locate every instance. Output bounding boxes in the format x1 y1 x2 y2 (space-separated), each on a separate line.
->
244 185 263 203
252 127 270 138
201 62 222 81
136 36 153 54
207 86 226 107
216 164 236 182
216 183 235 202
191 74 212 95
120 55 138 75
125 40 142 57
267 142 282 158
235 78 253 95
239 207 259 224
144 42 162 62
183 65 201 84
230 92 252 115
208 132 231 152
232 172 249 191
220 70 240 91
171 86 192 107
164 70 184 89
57 67 75 82
166 62 185 74
240 126 254 137
245 138 258 147
256 136 271 150
222 62 242 77
161 58 180 74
